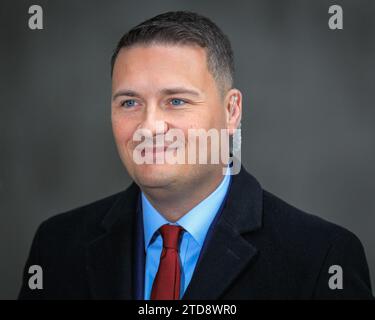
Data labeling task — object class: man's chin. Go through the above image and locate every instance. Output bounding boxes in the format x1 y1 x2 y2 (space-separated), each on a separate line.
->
132 163 181 189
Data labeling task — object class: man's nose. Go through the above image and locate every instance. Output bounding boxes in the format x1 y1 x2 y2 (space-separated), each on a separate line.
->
137 104 169 136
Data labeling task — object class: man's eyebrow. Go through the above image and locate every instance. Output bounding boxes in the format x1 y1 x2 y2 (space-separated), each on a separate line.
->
112 87 202 101
160 87 202 97
112 90 140 101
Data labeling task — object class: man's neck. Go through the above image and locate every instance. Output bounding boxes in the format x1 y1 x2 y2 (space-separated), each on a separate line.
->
141 169 226 222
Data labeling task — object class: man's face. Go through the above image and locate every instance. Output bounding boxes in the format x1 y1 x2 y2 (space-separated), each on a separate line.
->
111 44 232 193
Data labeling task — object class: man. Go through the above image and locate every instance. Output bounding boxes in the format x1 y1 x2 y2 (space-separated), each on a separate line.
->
19 11 373 299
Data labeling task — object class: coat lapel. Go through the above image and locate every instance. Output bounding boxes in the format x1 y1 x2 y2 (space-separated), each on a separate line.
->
86 182 140 299
182 166 263 299
85 166 263 300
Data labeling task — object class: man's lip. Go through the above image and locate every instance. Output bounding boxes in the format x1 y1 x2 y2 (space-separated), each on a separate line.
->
141 146 178 153
151 146 168 153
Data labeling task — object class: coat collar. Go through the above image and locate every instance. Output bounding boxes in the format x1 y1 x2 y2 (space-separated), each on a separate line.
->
182 166 263 299
85 183 139 299
86 165 263 299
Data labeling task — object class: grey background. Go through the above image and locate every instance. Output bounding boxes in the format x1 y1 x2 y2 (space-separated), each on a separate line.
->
1 0 374 299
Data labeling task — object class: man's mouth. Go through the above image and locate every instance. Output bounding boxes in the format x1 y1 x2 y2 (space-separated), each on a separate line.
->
140 145 178 157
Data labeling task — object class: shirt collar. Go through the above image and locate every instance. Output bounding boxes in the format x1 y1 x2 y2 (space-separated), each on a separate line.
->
142 166 232 249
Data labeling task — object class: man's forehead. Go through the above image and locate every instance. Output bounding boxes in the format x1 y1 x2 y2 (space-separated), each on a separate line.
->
112 46 213 92
113 43 209 71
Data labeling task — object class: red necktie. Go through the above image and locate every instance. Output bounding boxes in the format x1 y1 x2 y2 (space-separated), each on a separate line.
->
151 224 184 300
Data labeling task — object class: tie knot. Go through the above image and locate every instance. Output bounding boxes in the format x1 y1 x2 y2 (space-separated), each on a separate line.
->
159 224 183 250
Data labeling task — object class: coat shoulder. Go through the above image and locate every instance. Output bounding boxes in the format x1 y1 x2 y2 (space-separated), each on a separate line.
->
261 189 360 246
259 190 373 298
36 189 128 245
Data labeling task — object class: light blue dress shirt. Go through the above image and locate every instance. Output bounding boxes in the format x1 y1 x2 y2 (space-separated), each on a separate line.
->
142 167 232 300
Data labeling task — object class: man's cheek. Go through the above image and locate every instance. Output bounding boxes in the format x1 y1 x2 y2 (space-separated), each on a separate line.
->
113 122 128 140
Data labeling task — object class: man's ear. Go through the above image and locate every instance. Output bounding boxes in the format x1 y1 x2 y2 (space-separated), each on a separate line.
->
225 88 242 135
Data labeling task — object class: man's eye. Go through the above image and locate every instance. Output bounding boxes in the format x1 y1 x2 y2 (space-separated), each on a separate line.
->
169 98 186 106
121 100 138 108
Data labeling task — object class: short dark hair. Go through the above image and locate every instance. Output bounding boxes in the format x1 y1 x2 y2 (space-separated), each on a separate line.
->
111 11 235 95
